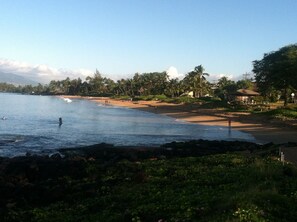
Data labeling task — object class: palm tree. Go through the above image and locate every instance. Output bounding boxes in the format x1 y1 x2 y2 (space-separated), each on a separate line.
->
183 65 209 97
214 77 236 100
165 78 182 98
86 70 106 96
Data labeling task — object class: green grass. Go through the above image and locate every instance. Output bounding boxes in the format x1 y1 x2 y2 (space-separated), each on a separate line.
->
2 151 297 222
259 107 297 119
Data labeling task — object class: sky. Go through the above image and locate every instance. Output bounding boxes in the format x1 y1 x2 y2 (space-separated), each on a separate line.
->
0 0 296 83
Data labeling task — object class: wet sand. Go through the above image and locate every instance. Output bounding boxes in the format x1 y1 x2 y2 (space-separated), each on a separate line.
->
62 96 297 144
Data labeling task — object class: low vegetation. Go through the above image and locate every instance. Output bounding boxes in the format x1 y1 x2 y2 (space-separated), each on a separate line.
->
258 106 297 120
1 141 297 221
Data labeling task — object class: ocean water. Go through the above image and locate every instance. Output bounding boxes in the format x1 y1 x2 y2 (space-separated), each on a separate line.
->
0 93 256 157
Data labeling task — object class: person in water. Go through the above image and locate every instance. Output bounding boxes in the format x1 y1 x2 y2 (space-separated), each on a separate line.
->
59 117 63 126
1 116 7 120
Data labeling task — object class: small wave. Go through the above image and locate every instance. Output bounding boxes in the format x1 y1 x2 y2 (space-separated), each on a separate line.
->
175 119 187 123
63 98 72 103
0 135 25 146
0 139 16 145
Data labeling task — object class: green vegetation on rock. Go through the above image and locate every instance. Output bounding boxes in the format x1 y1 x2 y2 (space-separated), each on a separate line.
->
1 141 297 221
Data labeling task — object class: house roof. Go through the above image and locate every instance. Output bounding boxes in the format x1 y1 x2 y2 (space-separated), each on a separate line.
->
234 89 260 96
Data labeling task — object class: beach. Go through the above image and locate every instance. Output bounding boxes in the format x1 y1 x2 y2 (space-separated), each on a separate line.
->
78 97 297 144
62 96 297 144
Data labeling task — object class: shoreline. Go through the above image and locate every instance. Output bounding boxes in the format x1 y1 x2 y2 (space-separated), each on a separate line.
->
61 95 297 144
2 140 295 221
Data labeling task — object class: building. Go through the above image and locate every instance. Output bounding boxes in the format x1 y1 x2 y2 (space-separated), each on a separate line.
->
231 89 260 104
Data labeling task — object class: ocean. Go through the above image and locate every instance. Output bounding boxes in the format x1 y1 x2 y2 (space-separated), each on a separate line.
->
0 93 256 157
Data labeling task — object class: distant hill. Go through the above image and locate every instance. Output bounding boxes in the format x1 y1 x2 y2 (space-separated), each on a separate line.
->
0 72 38 86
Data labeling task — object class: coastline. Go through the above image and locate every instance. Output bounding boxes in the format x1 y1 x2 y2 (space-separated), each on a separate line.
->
1 97 296 221
62 95 297 144
2 140 295 221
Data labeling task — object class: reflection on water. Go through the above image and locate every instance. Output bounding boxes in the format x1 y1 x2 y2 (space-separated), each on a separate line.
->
0 93 256 157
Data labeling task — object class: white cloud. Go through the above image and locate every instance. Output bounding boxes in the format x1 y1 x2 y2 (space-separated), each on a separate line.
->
77 69 94 77
218 73 234 80
0 58 94 83
206 73 234 82
166 66 184 80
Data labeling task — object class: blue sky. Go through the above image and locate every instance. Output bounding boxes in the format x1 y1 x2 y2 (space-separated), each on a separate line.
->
0 0 296 82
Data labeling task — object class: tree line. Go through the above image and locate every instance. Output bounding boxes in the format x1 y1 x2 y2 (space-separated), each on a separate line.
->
0 66 255 100
1 43 296 105
253 43 297 106
0 66 211 97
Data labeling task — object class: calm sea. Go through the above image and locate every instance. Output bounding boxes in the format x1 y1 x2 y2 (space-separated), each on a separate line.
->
0 93 256 157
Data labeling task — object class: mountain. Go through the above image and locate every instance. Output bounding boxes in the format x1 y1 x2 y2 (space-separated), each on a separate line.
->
0 72 38 86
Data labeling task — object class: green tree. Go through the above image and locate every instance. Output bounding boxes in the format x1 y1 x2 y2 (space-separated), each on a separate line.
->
0 83 17 92
131 73 142 96
134 72 168 96
34 83 45 94
61 77 71 94
214 76 236 100
103 77 115 96
117 79 126 95
236 79 254 90
68 78 82 95
165 78 183 98
47 80 62 94
86 70 106 96
80 81 90 95
183 65 209 97
253 44 297 106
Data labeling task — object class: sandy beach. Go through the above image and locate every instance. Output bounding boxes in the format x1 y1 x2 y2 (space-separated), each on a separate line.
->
63 96 297 144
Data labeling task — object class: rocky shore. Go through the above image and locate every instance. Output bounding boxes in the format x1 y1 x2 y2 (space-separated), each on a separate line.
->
1 140 297 221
